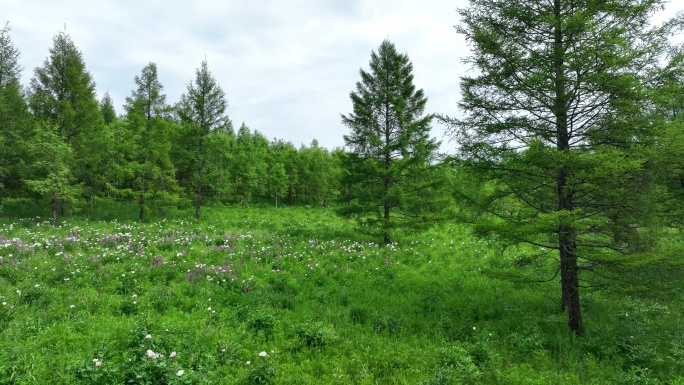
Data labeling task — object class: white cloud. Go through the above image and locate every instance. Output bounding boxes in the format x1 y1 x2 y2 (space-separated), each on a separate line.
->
2 0 683 151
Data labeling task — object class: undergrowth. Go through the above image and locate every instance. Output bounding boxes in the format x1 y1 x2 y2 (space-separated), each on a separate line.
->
0 201 682 384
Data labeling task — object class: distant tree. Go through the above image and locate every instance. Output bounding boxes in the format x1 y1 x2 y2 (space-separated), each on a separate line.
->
269 139 301 204
300 140 339 206
340 39 441 244
647 50 684 226
268 161 288 208
124 62 178 220
29 30 104 204
232 123 268 205
24 122 81 226
0 22 32 205
0 22 21 87
99 91 117 125
177 60 231 219
442 0 679 335
203 128 234 201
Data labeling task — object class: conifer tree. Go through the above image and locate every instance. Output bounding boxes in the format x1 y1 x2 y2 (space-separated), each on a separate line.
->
124 62 178 220
443 0 680 335
177 60 231 219
0 22 31 205
24 122 80 226
99 92 117 125
341 39 441 244
29 30 104 204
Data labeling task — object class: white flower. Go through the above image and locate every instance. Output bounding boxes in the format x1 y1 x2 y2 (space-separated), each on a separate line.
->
145 334 152 339
259 351 268 357
170 351 177 358
70 304 75 309
146 349 159 359
176 370 184 376
472 326 476 331
246 360 251 365
34 284 40 288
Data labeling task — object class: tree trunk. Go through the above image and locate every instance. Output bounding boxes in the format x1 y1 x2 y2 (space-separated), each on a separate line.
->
51 193 57 227
139 193 145 221
555 0 582 336
560 232 582 334
383 103 392 245
196 138 203 220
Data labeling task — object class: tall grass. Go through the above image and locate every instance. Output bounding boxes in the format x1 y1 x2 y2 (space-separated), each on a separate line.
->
0 201 682 384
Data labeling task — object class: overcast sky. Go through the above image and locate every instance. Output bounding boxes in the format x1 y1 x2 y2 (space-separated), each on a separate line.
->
2 1 683 152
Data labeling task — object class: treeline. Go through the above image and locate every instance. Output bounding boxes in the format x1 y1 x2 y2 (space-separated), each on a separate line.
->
0 26 344 223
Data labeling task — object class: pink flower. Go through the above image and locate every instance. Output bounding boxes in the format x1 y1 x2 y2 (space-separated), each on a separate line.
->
169 351 177 358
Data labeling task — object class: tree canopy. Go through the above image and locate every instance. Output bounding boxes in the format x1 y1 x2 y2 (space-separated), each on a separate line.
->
340 39 443 244
443 0 682 335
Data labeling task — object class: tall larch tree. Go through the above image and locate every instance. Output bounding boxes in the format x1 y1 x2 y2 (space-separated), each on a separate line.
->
0 22 31 205
177 60 231 219
341 39 441 244
124 62 178 220
29 30 104 205
443 0 680 335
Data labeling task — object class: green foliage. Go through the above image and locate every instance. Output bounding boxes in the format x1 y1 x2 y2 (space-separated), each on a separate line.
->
23 122 81 225
176 59 232 219
29 30 105 200
99 91 117 125
0 203 682 383
0 22 32 205
232 123 268 205
124 62 179 220
340 39 445 244
296 322 338 348
442 0 681 335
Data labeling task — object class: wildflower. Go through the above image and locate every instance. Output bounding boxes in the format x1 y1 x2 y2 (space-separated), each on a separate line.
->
259 351 268 357
70 304 75 309
34 284 40 288
146 349 159 359
246 360 251 365
472 326 477 331
176 370 184 376
145 334 152 339
170 351 177 358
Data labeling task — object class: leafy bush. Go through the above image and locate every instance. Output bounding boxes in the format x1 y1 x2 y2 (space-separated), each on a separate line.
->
296 322 337 348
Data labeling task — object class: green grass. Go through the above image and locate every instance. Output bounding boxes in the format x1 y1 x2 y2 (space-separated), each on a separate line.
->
0 202 682 384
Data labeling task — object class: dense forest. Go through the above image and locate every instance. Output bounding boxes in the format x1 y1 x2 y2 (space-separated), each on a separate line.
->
0 24 350 219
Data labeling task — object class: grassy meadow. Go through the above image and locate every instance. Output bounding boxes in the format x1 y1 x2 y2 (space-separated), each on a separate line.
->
0 201 683 384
